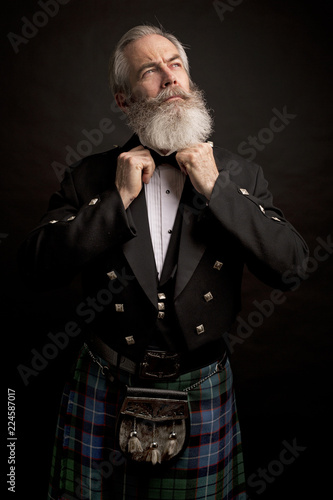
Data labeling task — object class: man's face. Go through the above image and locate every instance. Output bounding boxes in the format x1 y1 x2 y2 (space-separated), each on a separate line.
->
119 34 191 105
116 33 213 152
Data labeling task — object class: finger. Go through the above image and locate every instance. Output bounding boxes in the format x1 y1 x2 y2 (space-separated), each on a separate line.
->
175 152 189 175
177 161 188 176
142 159 155 184
179 165 188 175
129 145 146 152
131 147 156 165
120 147 154 168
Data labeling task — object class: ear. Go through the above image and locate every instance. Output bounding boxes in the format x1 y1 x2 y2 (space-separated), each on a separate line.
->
115 92 129 114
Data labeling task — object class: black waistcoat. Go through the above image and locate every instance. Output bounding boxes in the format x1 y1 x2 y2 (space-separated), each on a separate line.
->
147 205 187 353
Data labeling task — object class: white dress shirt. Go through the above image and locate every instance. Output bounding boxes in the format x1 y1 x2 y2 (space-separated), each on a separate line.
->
144 164 186 277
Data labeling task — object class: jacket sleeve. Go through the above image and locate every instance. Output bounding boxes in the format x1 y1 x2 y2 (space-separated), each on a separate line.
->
207 163 309 290
18 169 137 290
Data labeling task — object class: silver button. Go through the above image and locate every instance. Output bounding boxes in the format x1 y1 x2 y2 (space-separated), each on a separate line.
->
88 197 99 206
259 205 265 214
196 324 205 335
158 293 166 300
158 302 165 311
107 270 117 280
271 216 281 222
49 219 58 224
213 261 223 270
204 292 213 302
157 311 165 319
66 215 76 221
115 304 124 312
125 336 135 345
239 188 249 195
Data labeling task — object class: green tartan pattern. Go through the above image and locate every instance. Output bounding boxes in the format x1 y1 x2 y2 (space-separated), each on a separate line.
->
48 346 246 499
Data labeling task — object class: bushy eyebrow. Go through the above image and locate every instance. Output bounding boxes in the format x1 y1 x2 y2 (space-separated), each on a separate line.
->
137 54 182 78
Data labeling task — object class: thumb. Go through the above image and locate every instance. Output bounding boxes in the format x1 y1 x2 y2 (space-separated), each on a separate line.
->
142 162 155 184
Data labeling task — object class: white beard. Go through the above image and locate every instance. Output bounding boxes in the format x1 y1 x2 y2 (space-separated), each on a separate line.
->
126 85 214 153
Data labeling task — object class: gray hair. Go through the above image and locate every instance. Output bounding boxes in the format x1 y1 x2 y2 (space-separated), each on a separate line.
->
109 25 191 96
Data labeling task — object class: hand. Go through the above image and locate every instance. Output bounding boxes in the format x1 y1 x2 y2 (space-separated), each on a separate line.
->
115 146 155 209
176 143 219 200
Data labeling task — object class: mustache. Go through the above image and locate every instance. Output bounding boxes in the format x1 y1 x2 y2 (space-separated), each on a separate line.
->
149 87 193 103
129 86 193 106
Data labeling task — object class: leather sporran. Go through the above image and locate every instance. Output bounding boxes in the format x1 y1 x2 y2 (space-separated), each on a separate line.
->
116 386 190 465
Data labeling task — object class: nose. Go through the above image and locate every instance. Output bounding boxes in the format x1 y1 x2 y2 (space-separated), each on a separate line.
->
161 66 177 88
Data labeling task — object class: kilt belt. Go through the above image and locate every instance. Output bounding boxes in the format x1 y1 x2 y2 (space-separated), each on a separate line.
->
86 336 227 381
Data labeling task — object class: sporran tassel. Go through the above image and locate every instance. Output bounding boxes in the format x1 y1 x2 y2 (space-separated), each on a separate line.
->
127 418 143 453
146 423 161 465
146 442 162 465
165 421 178 457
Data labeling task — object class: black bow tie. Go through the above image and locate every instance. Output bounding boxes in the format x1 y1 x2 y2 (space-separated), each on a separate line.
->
147 148 179 169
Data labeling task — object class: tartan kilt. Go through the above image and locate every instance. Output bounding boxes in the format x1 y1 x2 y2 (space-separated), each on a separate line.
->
48 345 246 500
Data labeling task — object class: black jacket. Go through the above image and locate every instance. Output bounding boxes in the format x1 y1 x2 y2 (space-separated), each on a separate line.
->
18 134 309 358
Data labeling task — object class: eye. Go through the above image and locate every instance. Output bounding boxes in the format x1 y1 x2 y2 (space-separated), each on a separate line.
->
143 68 155 77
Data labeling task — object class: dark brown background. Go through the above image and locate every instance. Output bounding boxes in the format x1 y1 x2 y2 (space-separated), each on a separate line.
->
2 0 332 498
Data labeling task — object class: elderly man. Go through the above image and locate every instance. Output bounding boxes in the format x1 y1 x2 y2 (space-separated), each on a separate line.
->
19 25 308 500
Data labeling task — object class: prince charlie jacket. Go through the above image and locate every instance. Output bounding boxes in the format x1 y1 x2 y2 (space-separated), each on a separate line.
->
18 134 309 360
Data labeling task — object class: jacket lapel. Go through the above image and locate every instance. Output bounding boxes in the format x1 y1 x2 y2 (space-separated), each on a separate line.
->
174 150 225 299
118 134 158 307
122 188 158 308
174 178 207 300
